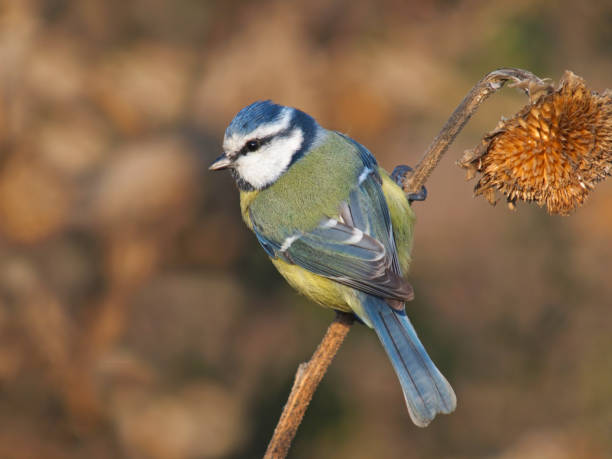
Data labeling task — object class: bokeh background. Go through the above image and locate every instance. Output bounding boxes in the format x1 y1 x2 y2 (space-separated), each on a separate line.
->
1 0 612 457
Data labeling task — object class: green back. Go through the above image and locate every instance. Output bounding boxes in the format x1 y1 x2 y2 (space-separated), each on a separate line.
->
249 131 363 240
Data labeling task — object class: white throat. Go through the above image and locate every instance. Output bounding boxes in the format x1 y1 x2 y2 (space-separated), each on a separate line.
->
234 128 304 189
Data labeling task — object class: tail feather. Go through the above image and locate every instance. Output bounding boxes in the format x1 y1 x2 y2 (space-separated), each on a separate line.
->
363 297 456 427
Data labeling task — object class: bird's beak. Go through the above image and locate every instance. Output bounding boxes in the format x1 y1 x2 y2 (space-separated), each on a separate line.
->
209 153 233 171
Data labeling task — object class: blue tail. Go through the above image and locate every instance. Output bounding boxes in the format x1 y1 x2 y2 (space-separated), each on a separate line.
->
363 297 456 427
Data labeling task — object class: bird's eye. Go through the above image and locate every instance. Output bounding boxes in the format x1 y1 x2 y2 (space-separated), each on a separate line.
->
246 140 260 152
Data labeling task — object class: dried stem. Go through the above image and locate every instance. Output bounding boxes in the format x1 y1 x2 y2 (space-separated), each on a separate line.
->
264 311 354 458
266 68 548 458
405 68 546 194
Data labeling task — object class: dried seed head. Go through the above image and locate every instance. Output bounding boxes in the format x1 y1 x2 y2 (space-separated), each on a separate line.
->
459 71 612 215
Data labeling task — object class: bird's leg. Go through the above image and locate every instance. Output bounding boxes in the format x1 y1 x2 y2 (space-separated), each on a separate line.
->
391 165 428 202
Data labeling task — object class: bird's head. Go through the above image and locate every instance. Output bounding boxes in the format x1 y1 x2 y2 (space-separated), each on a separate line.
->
209 101 323 190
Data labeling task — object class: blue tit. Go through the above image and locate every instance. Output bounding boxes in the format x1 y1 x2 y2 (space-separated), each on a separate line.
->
210 101 456 427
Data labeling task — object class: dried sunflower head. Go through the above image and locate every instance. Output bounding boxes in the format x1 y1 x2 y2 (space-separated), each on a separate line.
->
459 70 612 215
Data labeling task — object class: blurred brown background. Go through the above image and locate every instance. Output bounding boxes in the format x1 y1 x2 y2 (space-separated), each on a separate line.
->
1 0 611 458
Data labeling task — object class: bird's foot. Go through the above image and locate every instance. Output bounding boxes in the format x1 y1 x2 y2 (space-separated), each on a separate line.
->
407 185 427 203
391 165 413 187
391 165 428 203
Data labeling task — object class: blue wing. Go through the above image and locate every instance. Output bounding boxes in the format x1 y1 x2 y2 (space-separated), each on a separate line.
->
250 141 413 303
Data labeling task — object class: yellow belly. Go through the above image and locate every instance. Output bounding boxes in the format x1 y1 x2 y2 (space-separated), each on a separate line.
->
271 257 369 320
272 258 351 310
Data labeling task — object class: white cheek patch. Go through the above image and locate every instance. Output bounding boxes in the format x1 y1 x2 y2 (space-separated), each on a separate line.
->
234 128 304 189
223 108 292 154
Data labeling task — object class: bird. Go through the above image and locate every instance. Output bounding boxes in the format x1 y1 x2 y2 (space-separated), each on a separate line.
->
209 100 456 427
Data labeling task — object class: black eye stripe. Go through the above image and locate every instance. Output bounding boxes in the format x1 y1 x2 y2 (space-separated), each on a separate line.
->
238 126 297 156
239 134 276 155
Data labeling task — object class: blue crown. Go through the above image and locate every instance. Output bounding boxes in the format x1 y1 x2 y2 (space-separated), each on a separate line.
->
226 100 285 139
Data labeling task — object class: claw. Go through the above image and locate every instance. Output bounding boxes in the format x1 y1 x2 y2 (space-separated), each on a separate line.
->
407 185 427 203
391 165 427 203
